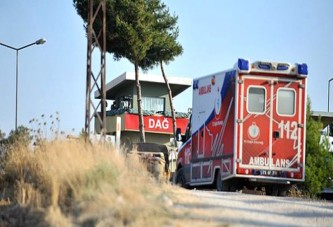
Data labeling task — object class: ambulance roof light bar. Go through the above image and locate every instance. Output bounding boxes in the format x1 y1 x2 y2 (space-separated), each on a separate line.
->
237 58 308 76
254 61 292 71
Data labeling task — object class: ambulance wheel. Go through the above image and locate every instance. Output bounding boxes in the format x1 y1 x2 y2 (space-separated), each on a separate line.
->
278 185 291 197
229 183 240 192
215 171 225 191
265 185 278 196
265 186 271 195
175 168 186 188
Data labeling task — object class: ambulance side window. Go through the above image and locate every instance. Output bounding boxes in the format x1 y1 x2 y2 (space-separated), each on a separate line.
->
247 87 266 114
277 89 295 116
184 115 192 142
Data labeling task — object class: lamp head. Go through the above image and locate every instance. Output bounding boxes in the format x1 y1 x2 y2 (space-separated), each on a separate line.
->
35 38 46 45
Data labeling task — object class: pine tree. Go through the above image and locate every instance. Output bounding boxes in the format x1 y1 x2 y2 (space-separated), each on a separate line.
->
74 0 163 142
140 0 183 145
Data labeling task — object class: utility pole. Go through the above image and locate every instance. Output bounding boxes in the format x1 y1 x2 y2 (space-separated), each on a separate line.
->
85 0 107 141
328 78 333 113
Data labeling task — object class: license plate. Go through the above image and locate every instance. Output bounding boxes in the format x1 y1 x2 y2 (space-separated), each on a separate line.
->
260 170 278 176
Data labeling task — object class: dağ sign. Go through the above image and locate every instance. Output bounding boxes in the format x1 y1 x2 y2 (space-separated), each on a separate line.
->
124 113 188 134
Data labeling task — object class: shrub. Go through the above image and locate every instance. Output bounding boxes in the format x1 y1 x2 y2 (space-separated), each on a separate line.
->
304 98 333 197
0 139 171 226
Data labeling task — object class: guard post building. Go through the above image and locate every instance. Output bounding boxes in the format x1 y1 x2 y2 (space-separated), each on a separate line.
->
94 72 192 146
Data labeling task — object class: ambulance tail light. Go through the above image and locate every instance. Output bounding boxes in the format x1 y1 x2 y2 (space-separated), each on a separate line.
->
294 172 302 179
237 168 252 175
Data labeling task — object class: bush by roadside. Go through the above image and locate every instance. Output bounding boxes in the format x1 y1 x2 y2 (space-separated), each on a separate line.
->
0 139 174 226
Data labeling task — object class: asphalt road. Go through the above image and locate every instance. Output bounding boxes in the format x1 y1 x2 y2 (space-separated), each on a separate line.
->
168 189 333 226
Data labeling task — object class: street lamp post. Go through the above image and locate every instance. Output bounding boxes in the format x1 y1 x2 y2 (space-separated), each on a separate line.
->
328 78 333 113
328 78 333 136
0 38 46 131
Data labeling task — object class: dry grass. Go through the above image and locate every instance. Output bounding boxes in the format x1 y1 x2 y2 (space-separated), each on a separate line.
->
0 139 174 226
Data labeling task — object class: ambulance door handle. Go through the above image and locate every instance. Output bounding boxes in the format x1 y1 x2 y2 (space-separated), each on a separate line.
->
273 131 280 139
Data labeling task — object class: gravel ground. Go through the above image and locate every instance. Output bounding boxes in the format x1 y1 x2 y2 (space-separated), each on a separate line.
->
168 189 333 227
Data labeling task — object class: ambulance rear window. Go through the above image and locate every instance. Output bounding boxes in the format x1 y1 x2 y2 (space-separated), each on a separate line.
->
247 87 266 114
277 89 295 116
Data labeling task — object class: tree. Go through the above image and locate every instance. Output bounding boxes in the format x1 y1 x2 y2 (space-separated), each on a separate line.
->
140 0 183 145
114 0 156 142
304 98 333 197
74 0 161 142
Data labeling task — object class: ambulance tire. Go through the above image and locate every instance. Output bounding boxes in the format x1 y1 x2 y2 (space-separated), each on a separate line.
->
175 168 186 188
271 187 279 196
216 172 222 191
216 171 228 191
278 185 291 197
278 188 287 197
229 182 240 192
265 185 278 196
265 186 271 195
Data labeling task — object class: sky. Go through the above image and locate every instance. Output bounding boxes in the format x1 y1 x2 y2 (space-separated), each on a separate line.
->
1 0 333 136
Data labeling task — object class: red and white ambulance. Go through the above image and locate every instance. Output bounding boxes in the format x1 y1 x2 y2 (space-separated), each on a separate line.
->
175 59 308 196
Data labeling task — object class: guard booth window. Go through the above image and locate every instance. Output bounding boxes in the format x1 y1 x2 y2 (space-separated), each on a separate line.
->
277 89 295 116
142 97 164 112
247 87 266 114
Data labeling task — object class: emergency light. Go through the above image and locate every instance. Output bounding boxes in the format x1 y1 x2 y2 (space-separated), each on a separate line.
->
257 62 272 70
238 58 249 70
256 62 291 71
276 64 289 71
297 63 308 75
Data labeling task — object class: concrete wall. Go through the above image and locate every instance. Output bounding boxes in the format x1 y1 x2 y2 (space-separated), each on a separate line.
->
95 114 172 146
121 131 172 146
95 114 125 134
